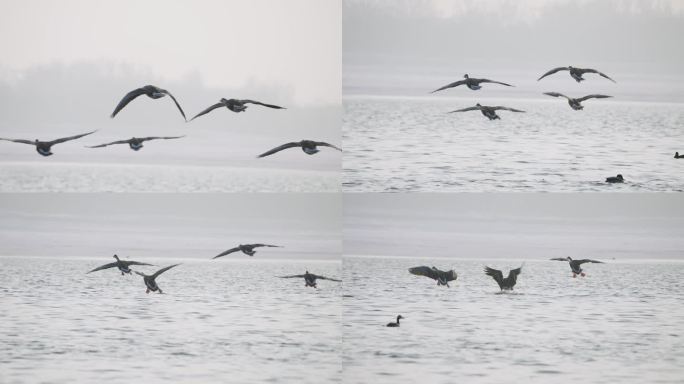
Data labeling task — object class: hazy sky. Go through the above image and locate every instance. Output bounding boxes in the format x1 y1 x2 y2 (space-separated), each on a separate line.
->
0 0 341 106
344 0 684 98
345 194 684 260
0 194 341 259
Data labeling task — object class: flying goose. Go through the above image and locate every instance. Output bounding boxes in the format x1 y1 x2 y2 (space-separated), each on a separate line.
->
87 136 185 151
111 85 186 121
213 244 282 258
408 266 457 287
449 103 525 120
86 254 154 275
431 74 513 93
190 98 285 121
0 130 96 156
135 264 180 294
257 140 342 158
605 174 624 183
278 270 341 288
484 265 522 291
386 315 404 327
543 92 612 110
538 66 616 83
550 257 604 277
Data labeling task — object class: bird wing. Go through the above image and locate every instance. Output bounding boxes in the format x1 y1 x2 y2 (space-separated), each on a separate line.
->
138 136 185 142
448 106 481 113
151 263 180 279
492 106 525 112
478 78 513 87
408 266 439 280
249 244 281 248
575 259 604 265
576 94 613 102
213 247 241 259
279 274 306 279
430 80 466 93
484 266 504 285
549 258 568 261
111 87 148 118
121 261 155 267
86 139 131 148
578 68 616 83
537 67 569 81
257 142 302 158
189 102 225 121
507 266 523 280
241 100 286 109
544 92 571 100
313 142 342 152
162 91 186 121
313 274 341 282
0 138 36 145
86 262 118 273
48 130 97 145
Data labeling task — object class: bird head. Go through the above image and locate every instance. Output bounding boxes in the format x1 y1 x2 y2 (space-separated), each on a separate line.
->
617 174 624 180
220 98 229 103
113 254 120 260
464 74 469 79
568 66 574 70
566 256 572 261
397 315 404 320
476 103 481 106
676 152 679 158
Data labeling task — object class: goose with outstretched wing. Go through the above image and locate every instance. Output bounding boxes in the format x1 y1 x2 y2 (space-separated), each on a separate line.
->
279 270 341 288
538 66 616 83
0 130 96 156
87 136 184 151
431 74 513 93
213 244 282 258
550 257 604 277
135 264 181 294
111 85 186 121
543 92 612 110
409 266 458 287
257 140 342 158
484 265 522 291
190 98 285 121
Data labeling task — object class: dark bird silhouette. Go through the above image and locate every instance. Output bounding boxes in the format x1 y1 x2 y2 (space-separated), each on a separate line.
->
87 136 184 151
538 66 616 83
0 130 96 156
213 244 282 258
257 140 342 158
449 103 525 120
86 254 154 275
111 85 186 121
675 152 683 159
550 257 604 278
543 92 612 110
408 266 458 287
134 264 180 294
190 98 285 121
279 270 341 288
386 315 404 327
431 74 513 93
484 265 522 291
606 174 624 183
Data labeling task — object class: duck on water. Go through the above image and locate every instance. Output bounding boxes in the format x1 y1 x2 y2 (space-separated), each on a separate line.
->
386 315 404 327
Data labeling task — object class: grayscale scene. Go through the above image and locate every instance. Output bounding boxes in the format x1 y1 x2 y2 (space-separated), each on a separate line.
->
0 0 341 192
343 0 684 191
0 194 342 383
344 193 684 383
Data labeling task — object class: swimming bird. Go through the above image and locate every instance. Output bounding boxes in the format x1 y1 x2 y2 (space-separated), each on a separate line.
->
213 244 282 258
190 98 285 121
550 257 604 278
86 136 185 151
257 140 342 158
543 92 612 110
386 315 404 327
0 130 96 156
87 255 154 275
408 266 457 287
448 103 525 120
484 265 522 291
134 264 180 294
675 152 682 159
278 270 341 288
537 66 616 83
605 174 624 183
111 85 186 121
431 74 513 93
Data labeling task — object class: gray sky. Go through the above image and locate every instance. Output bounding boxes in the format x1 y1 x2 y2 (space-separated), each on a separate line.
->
345 194 684 260
0 0 340 106
0 194 341 259
344 0 684 99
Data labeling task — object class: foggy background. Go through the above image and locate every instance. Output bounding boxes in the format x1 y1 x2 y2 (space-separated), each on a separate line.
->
0 194 341 260
0 0 341 173
344 193 684 260
344 0 684 101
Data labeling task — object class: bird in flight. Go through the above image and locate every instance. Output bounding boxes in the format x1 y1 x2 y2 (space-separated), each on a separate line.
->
408 266 458 287
213 244 282 258
278 270 341 288
135 264 181 294
550 257 604 278
448 103 525 120
190 98 285 121
86 254 154 276
543 92 612 110
87 136 185 151
484 265 522 291
257 140 342 158
431 74 513 93
537 66 616 83
111 85 186 121
0 130 96 156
